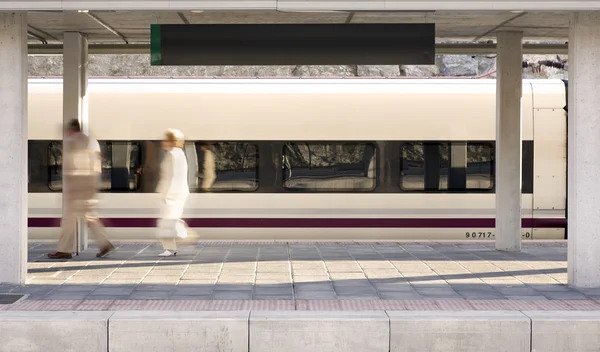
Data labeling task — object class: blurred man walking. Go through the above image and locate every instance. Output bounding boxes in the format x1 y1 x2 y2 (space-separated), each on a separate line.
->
48 119 115 259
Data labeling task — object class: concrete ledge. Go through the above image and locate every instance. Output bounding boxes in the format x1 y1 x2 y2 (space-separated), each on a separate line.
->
388 311 531 352
0 311 112 352
109 311 250 352
526 311 600 352
4 310 600 352
250 311 389 352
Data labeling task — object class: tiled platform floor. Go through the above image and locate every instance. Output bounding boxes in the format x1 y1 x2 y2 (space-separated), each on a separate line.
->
2 240 600 311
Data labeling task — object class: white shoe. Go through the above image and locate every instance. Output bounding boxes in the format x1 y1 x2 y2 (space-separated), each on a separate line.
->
158 250 177 257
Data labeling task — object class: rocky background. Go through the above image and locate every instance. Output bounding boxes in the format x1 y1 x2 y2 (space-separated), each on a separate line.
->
28 53 567 79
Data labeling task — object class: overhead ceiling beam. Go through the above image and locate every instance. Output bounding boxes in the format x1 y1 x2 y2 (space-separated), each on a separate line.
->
27 43 568 55
28 31 47 44
83 11 129 44
437 43 567 54
177 12 190 24
345 12 355 24
27 24 59 43
473 12 528 42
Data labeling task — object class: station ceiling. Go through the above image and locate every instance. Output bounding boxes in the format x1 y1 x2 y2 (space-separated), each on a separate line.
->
26 10 569 46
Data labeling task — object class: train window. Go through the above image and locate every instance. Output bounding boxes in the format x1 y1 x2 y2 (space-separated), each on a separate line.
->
192 142 259 192
282 142 376 192
29 141 51 193
400 143 449 191
465 143 494 190
46 140 142 192
522 141 534 194
48 141 62 191
101 142 143 192
400 142 493 192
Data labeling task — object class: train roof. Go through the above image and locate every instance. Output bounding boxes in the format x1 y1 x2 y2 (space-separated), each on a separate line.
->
28 76 567 83
27 77 567 95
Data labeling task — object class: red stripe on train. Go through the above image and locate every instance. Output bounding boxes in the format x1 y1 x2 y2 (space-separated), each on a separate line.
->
27 217 567 228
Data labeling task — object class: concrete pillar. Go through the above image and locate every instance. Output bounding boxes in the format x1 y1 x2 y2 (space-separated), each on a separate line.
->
63 32 89 253
567 12 600 288
0 12 27 285
495 31 523 252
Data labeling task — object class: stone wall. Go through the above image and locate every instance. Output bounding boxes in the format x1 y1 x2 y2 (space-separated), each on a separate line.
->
28 53 567 78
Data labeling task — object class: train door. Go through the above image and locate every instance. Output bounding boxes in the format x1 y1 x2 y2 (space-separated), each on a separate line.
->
532 105 567 239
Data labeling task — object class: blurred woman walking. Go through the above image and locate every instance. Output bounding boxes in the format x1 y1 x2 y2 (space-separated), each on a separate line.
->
155 128 190 257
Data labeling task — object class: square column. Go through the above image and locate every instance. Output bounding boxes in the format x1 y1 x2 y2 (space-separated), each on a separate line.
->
63 32 89 252
568 12 600 288
495 31 523 252
0 12 28 285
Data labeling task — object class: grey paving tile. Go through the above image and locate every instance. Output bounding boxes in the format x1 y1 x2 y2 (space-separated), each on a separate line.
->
455 291 506 300
540 291 590 300
332 281 374 288
128 291 172 299
169 295 212 300
577 288 600 296
212 291 252 300
329 273 368 280
414 287 460 299
10 284 50 291
172 287 215 295
379 292 423 300
213 284 253 291
78 295 120 300
134 284 175 292
52 285 98 292
252 295 294 300
295 291 337 300
91 286 137 295
253 287 294 295
411 283 453 289
335 287 377 296
0 285 17 293
506 295 549 300
336 295 381 300
40 292 90 300
295 282 334 291
494 286 540 296
449 283 497 291
530 284 572 292
372 283 414 292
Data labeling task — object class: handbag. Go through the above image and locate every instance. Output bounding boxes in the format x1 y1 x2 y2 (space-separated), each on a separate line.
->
156 218 188 239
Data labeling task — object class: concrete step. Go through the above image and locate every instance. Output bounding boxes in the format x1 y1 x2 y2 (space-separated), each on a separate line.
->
1 310 599 352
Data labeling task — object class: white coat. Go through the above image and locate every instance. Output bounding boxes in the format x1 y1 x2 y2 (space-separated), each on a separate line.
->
156 147 190 220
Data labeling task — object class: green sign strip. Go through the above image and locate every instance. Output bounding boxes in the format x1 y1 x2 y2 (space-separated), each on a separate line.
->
150 24 162 66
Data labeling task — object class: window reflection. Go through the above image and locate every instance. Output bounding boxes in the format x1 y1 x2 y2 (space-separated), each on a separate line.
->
195 142 259 191
400 142 493 192
466 144 494 190
34 139 505 194
283 142 376 191
47 141 142 192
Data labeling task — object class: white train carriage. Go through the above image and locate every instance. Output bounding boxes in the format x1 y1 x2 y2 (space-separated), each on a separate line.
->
27 78 567 241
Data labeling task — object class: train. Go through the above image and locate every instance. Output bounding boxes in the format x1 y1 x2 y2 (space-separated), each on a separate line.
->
27 77 567 241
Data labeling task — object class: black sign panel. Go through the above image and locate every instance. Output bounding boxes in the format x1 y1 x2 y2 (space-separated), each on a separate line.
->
150 24 435 66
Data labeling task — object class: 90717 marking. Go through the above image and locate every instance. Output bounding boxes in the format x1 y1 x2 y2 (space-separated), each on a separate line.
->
465 232 493 238
465 231 531 239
